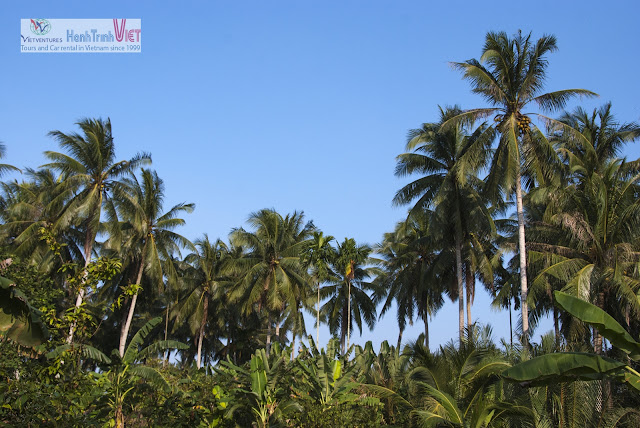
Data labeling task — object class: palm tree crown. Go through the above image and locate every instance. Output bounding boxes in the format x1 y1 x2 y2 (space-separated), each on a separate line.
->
321 237 378 353
394 105 494 342
177 234 233 368
451 31 596 346
112 168 194 357
230 209 314 351
43 117 151 343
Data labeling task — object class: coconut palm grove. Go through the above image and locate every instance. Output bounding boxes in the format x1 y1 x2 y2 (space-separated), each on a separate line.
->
2 29 640 427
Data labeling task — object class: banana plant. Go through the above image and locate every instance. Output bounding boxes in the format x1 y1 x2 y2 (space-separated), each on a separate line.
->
354 341 412 425
0 275 48 353
503 291 640 392
293 338 361 406
217 344 300 427
102 317 187 428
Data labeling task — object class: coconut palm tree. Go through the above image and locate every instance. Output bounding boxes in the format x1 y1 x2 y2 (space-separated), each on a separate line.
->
111 169 194 357
394 105 494 342
230 209 313 352
450 31 597 345
526 107 640 353
0 168 81 270
300 231 335 346
176 235 232 368
321 237 378 353
375 211 445 349
553 102 640 178
44 118 151 343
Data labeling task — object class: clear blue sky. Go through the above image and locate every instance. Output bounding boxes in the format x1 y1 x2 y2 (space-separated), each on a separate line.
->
2 1 639 352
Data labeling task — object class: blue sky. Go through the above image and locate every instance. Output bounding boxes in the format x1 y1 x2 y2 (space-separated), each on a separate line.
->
2 1 639 352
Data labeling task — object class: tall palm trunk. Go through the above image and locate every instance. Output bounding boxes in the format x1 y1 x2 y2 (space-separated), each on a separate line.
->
423 313 430 349
549 288 560 349
509 301 513 348
340 298 348 354
66 227 95 344
197 290 209 369
346 279 351 351
553 305 560 350
275 302 282 343
266 315 272 355
119 252 145 357
515 169 529 347
397 327 404 350
316 281 320 347
164 304 169 368
465 265 474 327
291 333 296 361
454 221 465 343
263 277 272 353
292 300 301 361
594 291 605 355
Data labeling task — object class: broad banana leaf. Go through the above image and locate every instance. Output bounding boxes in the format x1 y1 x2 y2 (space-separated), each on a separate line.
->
123 317 162 363
47 343 112 364
555 291 640 360
0 276 48 350
502 352 625 384
250 353 267 399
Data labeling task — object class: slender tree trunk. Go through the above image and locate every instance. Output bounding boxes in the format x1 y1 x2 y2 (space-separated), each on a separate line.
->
346 279 351 352
515 169 529 348
275 321 281 343
454 224 465 343
66 231 94 344
263 276 271 354
553 304 560 350
316 281 320 347
340 298 348 354
67 289 86 344
164 304 169 368
119 296 131 328
266 315 272 355
594 292 605 355
424 313 429 349
465 265 474 328
396 327 404 350
547 287 560 350
509 301 513 348
625 304 631 329
119 256 145 357
197 290 209 369
292 300 301 361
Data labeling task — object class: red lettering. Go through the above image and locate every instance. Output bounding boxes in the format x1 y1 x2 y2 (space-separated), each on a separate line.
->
113 19 126 42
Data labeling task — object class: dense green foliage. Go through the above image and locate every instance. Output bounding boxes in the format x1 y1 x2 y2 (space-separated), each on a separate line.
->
1 30 640 426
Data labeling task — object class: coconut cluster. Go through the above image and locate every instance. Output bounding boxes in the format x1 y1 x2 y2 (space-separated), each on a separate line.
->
516 113 531 134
